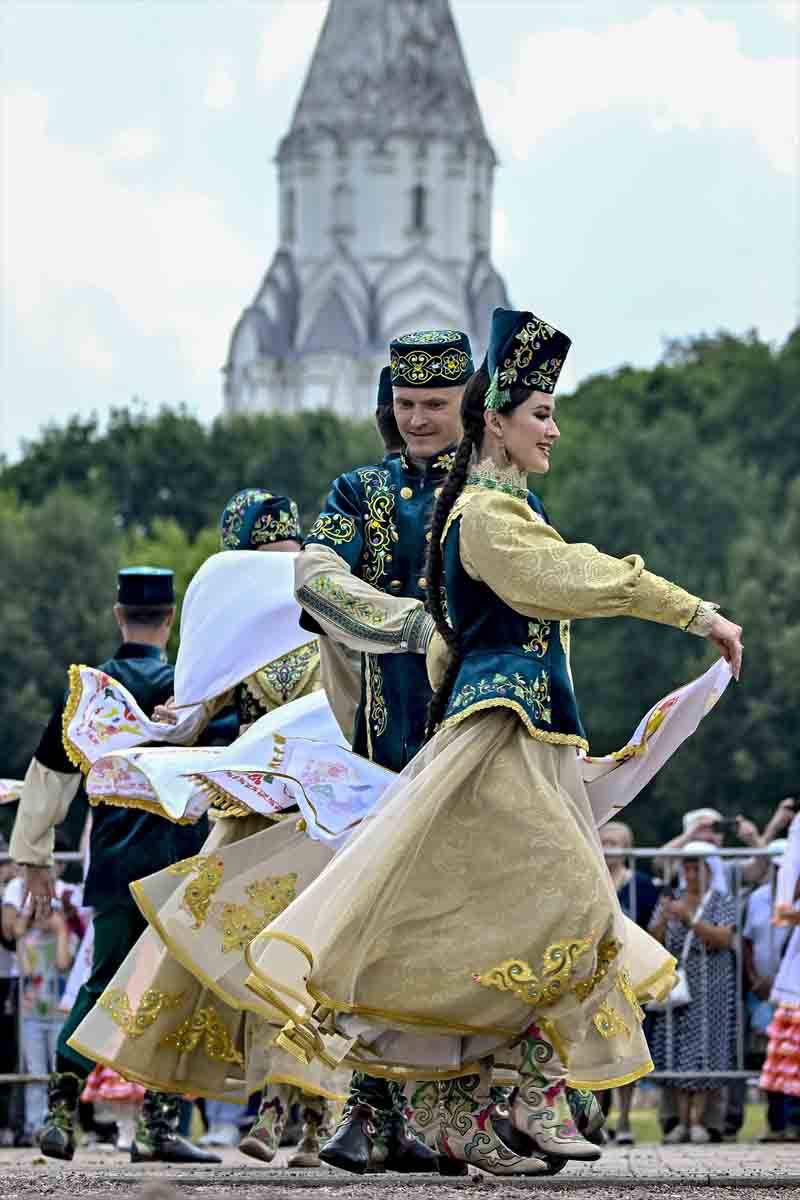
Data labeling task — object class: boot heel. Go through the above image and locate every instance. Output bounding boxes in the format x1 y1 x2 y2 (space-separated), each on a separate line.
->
438 1154 469 1176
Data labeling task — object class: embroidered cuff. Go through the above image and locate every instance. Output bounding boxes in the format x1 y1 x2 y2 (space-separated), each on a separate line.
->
686 600 720 637
297 581 401 647
403 609 436 654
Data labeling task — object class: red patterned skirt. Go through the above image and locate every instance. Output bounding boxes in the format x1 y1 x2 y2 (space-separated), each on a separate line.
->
81 1065 145 1105
760 1005 800 1096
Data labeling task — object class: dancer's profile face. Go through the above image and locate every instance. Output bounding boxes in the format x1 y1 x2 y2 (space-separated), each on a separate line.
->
393 386 463 459
494 392 560 475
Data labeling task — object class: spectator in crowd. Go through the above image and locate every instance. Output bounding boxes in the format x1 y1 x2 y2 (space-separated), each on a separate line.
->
0 842 21 1147
656 799 796 891
598 822 661 1146
648 841 737 1144
3 862 79 1144
744 839 793 1140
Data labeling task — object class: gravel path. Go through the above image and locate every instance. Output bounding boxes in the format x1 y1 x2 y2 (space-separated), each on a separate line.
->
2 1144 800 1199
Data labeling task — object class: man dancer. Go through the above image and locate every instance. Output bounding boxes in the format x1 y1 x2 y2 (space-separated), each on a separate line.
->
10 568 225 1164
295 332 551 1177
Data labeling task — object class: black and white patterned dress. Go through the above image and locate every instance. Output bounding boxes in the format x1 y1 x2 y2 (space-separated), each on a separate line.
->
649 888 737 1090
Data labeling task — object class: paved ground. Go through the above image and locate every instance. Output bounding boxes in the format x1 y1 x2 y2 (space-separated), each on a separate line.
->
2 1143 800 1199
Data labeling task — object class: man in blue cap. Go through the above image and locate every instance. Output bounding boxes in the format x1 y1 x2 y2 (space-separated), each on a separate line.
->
10 567 226 1165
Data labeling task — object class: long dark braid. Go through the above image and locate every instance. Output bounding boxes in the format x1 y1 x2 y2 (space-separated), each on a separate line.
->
424 365 490 738
424 365 538 738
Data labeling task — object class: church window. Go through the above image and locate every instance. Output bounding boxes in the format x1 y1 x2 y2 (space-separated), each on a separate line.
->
332 183 354 231
471 191 484 241
411 184 427 232
281 188 296 243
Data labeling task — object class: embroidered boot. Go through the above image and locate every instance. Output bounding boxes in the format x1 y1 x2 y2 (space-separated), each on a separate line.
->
510 1025 601 1162
437 1071 555 1176
239 1093 286 1163
567 1087 606 1145
319 1102 377 1175
288 1097 327 1168
39 1072 82 1161
131 1091 222 1163
382 1101 440 1173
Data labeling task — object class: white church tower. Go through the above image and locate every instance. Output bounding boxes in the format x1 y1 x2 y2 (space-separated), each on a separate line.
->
223 0 509 417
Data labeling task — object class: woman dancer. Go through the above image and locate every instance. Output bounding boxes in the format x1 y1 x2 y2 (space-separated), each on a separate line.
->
68 490 345 1168
246 306 743 1165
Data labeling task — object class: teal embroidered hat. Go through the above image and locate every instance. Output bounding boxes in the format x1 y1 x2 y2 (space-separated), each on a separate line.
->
376 365 394 409
219 490 301 550
118 567 175 606
389 328 474 388
485 308 571 410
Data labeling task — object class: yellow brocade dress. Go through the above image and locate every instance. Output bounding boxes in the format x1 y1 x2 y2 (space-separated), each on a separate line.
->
68 644 350 1102
243 475 709 1090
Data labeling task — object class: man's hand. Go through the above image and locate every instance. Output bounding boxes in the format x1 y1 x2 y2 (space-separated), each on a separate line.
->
736 815 761 848
23 866 56 919
152 696 178 725
770 798 796 834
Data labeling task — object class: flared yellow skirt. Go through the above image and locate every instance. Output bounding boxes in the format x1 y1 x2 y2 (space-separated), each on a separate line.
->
245 711 676 1089
69 813 349 1102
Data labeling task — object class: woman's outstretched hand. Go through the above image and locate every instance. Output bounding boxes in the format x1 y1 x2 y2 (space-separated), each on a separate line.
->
708 613 743 681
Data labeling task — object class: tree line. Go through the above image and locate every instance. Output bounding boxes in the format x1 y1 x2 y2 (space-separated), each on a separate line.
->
1 328 797 845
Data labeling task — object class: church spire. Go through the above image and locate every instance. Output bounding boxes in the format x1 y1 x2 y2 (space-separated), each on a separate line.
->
281 0 494 160
224 0 509 418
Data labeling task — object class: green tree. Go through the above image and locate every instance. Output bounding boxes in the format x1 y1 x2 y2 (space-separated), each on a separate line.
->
0 489 122 778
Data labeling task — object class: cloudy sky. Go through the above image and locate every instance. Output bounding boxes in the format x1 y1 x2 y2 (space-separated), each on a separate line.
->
1 0 797 459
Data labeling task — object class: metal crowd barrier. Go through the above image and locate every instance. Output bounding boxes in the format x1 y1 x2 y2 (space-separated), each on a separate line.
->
0 848 784 1088
0 853 86 1088
605 845 782 1082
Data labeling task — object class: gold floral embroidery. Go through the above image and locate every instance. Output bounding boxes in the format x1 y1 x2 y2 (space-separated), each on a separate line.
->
498 318 562 394
365 654 388 762
357 468 399 586
450 671 552 725
159 1005 243 1065
307 575 387 628
249 641 319 707
618 968 645 1024
474 937 593 1008
168 856 225 928
522 618 550 658
98 987 185 1037
216 873 298 954
307 511 357 545
593 1001 631 1040
251 503 300 544
574 937 621 1002
432 450 456 474
390 348 471 386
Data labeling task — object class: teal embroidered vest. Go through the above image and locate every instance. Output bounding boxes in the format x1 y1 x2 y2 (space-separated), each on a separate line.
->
441 488 588 749
303 450 456 772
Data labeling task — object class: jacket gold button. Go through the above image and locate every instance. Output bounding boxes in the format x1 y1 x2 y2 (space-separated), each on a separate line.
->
389 580 403 591
400 486 413 499
434 487 442 498
418 577 428 589
425 531 432 542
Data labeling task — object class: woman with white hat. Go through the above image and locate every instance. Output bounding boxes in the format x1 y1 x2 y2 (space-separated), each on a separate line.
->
648 841 737 1143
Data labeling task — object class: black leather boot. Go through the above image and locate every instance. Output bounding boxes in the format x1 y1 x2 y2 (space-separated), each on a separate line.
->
319 1102 377 1174
131 1091 222 1164
383 1108 440 1173
39 1072 82 1161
